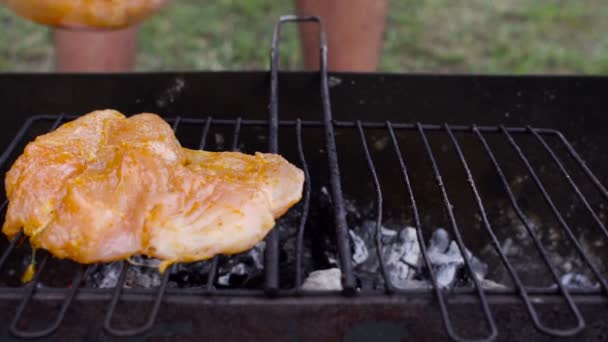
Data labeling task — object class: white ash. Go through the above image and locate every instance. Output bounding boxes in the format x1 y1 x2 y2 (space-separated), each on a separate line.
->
348 222 493 290
301 268 342 291
86 257 162 289
349 230 369 265
218 263 247 286
215 241 266 287
560 273 599 289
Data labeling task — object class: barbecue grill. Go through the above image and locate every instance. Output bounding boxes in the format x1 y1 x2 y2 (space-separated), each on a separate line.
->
0 16 607 341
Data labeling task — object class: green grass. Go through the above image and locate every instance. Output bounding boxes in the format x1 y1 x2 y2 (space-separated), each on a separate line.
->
1 0 608 73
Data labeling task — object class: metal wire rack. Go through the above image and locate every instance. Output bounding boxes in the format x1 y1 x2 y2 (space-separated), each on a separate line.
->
0 16 605 341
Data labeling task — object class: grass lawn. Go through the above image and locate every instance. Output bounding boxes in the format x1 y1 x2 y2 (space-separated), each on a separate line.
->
1 0 607 73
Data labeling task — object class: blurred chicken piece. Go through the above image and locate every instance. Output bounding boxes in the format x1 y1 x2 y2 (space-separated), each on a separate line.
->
2 110 304 265
2 0 169 29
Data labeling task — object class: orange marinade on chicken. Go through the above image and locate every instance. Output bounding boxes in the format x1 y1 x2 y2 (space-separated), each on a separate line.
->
2 110 304 266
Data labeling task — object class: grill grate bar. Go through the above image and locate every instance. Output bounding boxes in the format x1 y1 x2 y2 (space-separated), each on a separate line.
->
529 127 608 240
294 119 311 291
199 117 213 150
553 132 608 202
31 114 564 135
10 262 83 339
501 127 608 294
265 16 283 295
387 121 475 341
474 126 586 335
0 115 65 273
417 123 498 342
269 16 355 293
445 124 584 337
103 116 182 336
2 116 66 340
356 121 393 294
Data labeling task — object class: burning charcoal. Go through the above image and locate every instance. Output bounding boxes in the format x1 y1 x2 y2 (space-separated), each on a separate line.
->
217 263 247 286
380 227 397 244
86 262 121 288
387 261 414 288
249 241 265 269
435 263 457 288
382 227 419 289
481 279 508 290
561 273 599 289
349 230 369 265
466 250 488 280
399 227 420 267
301 268 342 291
428 241 464 266
425 230 491 289
125 266 161 288
169 261 212 287
428 228 450 255
349 221 379 273
216 242 266 288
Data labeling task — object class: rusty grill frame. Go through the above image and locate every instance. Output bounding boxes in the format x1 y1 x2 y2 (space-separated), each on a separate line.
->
0 16 606 341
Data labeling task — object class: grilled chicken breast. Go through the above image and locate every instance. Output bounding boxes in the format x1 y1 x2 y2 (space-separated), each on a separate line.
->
2 110 304 266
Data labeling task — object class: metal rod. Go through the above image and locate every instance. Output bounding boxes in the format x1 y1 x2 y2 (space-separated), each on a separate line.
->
270 15 356 294
446 124 585 337
501 126 608 294
356 121 393 294
387 122 478 342
295 119 311 291
474 125 585 335
10 263 83 339
0 116 43 168
38 114 560 134
199 117 213 150
417 123 497 342
104 262 174 337
552 131 608 201
0 115 65 272
529 127 608 240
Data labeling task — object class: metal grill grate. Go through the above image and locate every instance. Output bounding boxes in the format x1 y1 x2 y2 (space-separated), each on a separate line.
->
0 16 605 341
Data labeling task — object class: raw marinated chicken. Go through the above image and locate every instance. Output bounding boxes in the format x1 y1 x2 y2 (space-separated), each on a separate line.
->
2 110 304 267
2 0 169 29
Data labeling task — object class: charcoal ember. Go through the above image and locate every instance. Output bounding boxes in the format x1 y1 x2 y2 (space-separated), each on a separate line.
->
216 241 265 288
86 262 121 288
349 230 369 265
301 268 342 291
87 256 164 289
347 221 381 290
481 278 507 290
125 267 161 288
560 273 599 289
169 261 212 288
277 206 314 288
427 229 489 288
382 227 419 289
348 222 493 290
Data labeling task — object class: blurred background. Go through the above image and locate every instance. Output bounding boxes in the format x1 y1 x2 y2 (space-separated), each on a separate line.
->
1 0 607 73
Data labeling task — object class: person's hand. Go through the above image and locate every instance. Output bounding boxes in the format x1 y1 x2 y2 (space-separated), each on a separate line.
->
2 0 169 30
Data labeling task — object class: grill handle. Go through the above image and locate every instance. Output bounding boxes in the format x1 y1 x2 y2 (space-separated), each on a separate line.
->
269 15 356 294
